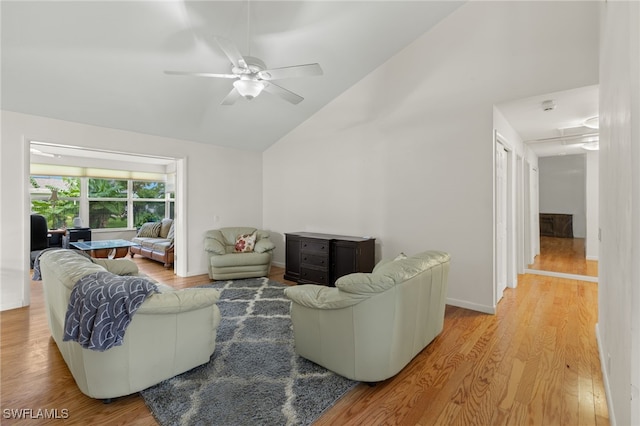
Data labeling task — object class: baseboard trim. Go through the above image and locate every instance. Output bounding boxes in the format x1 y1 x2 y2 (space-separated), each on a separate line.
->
446 297 495 315
0 299 26 312
595 323 616 426
524 268 598 283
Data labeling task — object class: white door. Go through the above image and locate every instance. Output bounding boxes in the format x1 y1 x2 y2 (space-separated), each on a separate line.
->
516 154 525 274
531 166 540 260
496 143 508 302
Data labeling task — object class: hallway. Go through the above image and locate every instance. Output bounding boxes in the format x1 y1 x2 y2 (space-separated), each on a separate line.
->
528 236 598 277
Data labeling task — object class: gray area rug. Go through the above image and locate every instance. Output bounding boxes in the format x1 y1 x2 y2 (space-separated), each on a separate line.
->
140 277 357 426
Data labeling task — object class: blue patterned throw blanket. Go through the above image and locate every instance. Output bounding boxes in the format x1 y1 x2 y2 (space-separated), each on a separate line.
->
64 271 158 351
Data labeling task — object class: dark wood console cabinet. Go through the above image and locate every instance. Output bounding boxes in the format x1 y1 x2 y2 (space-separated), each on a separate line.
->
284 232 375 286
539 213 573 238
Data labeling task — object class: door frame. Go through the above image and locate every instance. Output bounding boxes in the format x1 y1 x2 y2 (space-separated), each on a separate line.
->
24 141 187 300
494 131 517 306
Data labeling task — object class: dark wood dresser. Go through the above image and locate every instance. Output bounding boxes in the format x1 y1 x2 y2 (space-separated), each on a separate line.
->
539 213 573 238
284 232 376 286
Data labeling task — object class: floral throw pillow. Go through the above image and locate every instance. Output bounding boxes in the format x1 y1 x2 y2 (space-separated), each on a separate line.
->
234 232 256 253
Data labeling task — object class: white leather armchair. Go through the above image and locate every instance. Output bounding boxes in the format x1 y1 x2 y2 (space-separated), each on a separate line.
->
284 250 450 382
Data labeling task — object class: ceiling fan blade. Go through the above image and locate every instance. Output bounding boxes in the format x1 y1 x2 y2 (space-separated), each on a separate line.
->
214 36 247 69
258 63 323 81
165 70 237 79
262 82 304 105
221 88 242 106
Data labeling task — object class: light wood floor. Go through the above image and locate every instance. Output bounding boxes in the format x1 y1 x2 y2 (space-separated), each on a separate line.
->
528 236 598 277
1 254 608 425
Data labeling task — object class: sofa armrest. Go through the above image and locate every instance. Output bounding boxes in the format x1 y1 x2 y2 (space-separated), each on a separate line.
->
204 234 226 255
92 258 139 276
284 285 369 310
335 273 395 295
254 238 275 253
137 288 220 314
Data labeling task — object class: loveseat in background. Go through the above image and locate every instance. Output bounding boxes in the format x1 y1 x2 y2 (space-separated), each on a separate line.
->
130 218 174 267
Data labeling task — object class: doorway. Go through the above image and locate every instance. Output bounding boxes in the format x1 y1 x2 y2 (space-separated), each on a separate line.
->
494 132 516 305
27 142 186 277
495 84 599 283
496 142 507 302
525 153 598 281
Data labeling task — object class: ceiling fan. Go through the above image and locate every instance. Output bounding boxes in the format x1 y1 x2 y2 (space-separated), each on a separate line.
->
165 36 323 105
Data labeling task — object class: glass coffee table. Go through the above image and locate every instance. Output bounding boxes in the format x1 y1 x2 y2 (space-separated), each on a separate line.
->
70 239 139 259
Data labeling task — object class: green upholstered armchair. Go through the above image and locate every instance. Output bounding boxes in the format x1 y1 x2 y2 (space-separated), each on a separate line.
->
204 227 276 280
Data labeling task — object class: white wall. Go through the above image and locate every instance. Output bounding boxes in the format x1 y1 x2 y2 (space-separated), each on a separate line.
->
1 111 263 311
585 151 599 260
263 1 598 314
538 155 587 238
597 1 640 425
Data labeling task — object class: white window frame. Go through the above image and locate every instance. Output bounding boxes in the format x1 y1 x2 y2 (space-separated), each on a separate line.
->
30 175 173 231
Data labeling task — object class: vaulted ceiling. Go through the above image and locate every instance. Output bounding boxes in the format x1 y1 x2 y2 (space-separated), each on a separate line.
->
2 1 600 157
2 1 464 151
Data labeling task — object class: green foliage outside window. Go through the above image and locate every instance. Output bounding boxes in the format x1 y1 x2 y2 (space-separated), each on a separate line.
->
88 179 127 229
133 202 165 228
88 178 127 197
31 175 173 229
133 181 165 199
30 176 80 228
132 181 166 227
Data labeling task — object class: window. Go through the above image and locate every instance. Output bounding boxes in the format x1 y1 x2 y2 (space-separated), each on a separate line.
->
88 178 127 229
30 176 80 229
30 175 173 230
132 180 166 227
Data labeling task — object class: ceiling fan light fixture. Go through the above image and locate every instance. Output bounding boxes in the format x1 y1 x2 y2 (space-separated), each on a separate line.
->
233 79 264 99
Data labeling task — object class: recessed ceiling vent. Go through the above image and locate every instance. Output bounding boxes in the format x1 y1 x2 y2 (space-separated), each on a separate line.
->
542 100 556 111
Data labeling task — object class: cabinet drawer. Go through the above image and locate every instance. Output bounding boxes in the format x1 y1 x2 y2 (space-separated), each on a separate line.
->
299 267 330 285
300 239 329 254
301 253 328 268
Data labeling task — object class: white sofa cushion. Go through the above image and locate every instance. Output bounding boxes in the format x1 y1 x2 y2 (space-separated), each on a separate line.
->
334 273 395 294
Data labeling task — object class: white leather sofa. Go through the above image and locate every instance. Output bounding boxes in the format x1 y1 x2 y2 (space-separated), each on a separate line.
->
284 250 450 382
39 249 221 400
